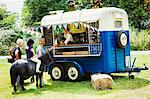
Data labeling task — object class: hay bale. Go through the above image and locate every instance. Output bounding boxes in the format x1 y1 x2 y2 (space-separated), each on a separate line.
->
91 74 114 90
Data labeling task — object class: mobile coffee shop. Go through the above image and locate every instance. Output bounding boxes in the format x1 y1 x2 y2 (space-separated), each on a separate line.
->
40 7 148 81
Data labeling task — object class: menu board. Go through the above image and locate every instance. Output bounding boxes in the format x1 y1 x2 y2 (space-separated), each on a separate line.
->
43 26 53 46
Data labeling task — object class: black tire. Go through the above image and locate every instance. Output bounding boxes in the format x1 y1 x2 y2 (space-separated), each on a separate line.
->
66 65 82 82
50 63 65 81
116 31 128 48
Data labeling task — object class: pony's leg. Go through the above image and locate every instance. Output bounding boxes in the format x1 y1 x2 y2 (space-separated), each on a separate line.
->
10 71 17 92
39 72 43 88
16 75 20 86
14 85 17 92
20 77 26 91
36 73 39 87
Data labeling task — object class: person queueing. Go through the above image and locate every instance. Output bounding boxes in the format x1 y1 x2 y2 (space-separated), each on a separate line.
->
35 38 46 84
10 38 23 63
36 37 55 62
9 39 23 85
26 39 41 73
36 38 46 58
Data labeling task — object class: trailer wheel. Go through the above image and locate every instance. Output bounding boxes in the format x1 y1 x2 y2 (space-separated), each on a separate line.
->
66 66 81 81
50 64 65 81
116 31 128 48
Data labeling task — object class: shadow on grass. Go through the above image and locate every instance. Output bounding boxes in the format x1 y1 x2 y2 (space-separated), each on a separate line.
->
24 82 32 86
13 76 150 96
112 75 150 90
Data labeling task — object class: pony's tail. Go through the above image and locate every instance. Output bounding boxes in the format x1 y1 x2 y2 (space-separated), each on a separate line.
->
10 65 17 86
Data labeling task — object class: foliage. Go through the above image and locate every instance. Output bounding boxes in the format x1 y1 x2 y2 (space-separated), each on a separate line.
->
0 4 19 55
22 0 150 30
22 0 68 26
22 0 95 26
0 29 16 55
0 3 41 56
0 4 17 28
0 14 17 28
77 0 91 9
0 4 7 20
130 29 150 50
0 27 41 56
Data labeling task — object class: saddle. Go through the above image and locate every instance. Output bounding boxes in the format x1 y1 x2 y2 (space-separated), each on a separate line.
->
27 59 36 67
27 60 44 72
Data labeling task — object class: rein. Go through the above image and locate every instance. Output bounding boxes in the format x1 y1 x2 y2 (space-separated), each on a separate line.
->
47 46 54 61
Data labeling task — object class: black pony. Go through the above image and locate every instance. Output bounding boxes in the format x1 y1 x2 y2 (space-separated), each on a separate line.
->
10 51 53 92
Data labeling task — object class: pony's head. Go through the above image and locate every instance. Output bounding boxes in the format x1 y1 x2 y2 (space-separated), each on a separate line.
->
38 51 54 65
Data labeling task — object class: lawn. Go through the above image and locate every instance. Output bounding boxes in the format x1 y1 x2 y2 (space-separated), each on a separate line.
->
0 54 150 99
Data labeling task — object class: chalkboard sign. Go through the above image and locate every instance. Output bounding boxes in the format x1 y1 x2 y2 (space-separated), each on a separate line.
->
43 26 53 46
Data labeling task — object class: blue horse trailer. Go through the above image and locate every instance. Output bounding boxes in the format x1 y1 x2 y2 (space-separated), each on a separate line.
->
41 7 148 81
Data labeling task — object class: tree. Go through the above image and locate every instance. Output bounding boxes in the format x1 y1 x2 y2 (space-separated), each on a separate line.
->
22 0 68 26
77 0 91 9
0 3 17 28
22 0 93 26
0 3 21 55
22 0 150 30
0 4 7 20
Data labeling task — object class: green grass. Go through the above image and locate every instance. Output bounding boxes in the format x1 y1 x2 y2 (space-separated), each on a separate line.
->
0 54 150 99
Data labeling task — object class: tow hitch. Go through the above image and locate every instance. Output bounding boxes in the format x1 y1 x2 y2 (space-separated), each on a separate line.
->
126 58 149 79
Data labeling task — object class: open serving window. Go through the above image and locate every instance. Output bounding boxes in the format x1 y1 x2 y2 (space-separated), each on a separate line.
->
42 20 102 57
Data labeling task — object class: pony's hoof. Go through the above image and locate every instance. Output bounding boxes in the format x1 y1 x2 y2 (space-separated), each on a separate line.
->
40 85 43 88
14 89 17 92
12 92 15 94
22 88 26 91
36 84 38 87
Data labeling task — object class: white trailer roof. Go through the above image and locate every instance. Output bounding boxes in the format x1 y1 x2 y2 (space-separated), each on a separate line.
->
41 7 129 31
